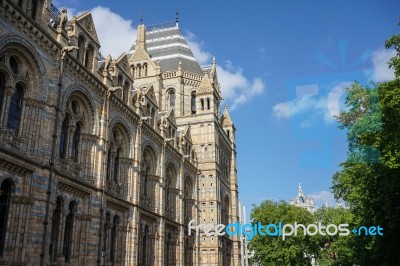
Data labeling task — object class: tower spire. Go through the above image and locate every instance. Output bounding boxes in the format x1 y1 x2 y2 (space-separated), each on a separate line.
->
176 8 179 26
136 23 147 50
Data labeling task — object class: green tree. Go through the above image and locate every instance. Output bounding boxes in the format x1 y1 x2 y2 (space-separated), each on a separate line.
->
332 29 400 265
249 200 319 266
314 207 355 266
249 201 354 266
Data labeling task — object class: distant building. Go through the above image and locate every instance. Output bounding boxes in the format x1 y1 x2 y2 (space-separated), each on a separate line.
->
290 183 315 213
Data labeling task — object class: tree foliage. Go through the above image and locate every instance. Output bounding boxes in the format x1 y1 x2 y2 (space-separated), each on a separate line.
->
249 200 353 266
332 29 400 265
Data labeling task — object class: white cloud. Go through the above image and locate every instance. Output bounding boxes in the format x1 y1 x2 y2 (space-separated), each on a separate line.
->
272 95 317 120
309 190 337 207
185 33 266 110
216 63 265 110
185 32 212 66
370 48 396 82
75 6 137 58
272 82 351 125
68 8 264 109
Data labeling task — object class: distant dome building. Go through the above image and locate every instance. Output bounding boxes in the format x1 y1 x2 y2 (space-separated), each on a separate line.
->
290 183 315 213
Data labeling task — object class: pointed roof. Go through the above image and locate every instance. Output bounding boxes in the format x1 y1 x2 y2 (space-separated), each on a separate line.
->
178 124 193 144
182 124 192 141
197 73 214 95
210 56 217 82
144 85 158 106
221 106 234 128
75 11 100 44
129 24 152 62
166 107 176 125
298 183 305 198
136 24 147 50
128 22 203 74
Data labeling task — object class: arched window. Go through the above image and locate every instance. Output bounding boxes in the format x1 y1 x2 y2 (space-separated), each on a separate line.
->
184 178 192 223
77 36 85 63
151 108 155 127
114 148 121 183
31 0 38 19
168 90 176 109
184 237 193 266
123 81 130 102
165 232 171 266
7 84 23 133
207 98 210 110
0 179 12 256
0 73 5 114
63 202 75 262
118 75 123 87
103 213 110 261
110 215 119 262
165 181 171 211
191 92 196 114
142 225 149 265
59 117 69 158
142 147 156 197
224 197 230 225
143 167 149 197
106 148 112 181
49 197 62 261
143 63 148 77
137 64 142 78
71 123 81 162
131 66 136 78
84 44 94 70
200 99 204 110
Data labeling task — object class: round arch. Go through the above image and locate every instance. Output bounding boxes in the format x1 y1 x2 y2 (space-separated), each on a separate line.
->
62 86 98 135
0 34 47 100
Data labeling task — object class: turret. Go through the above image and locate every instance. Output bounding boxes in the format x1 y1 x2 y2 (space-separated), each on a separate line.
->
221 106 236 143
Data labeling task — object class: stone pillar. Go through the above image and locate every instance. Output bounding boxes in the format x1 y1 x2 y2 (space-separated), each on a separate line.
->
131 207 139 265
155 220 164 266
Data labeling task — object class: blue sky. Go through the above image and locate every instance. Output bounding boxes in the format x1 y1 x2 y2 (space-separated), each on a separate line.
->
54 0 399 217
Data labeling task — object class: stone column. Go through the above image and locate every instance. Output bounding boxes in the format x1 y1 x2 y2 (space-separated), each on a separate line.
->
131 207 139 265
155 220 164 266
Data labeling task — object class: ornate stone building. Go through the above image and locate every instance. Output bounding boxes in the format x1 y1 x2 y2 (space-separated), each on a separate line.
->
290 183 315 213
0 0 241 265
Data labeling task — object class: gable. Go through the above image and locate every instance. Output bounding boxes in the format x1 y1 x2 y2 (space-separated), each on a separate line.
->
144 85 158 106
75 11 100 45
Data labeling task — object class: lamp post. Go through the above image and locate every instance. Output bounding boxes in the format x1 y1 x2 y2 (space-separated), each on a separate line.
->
97 86 122 266
40 46 78 266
